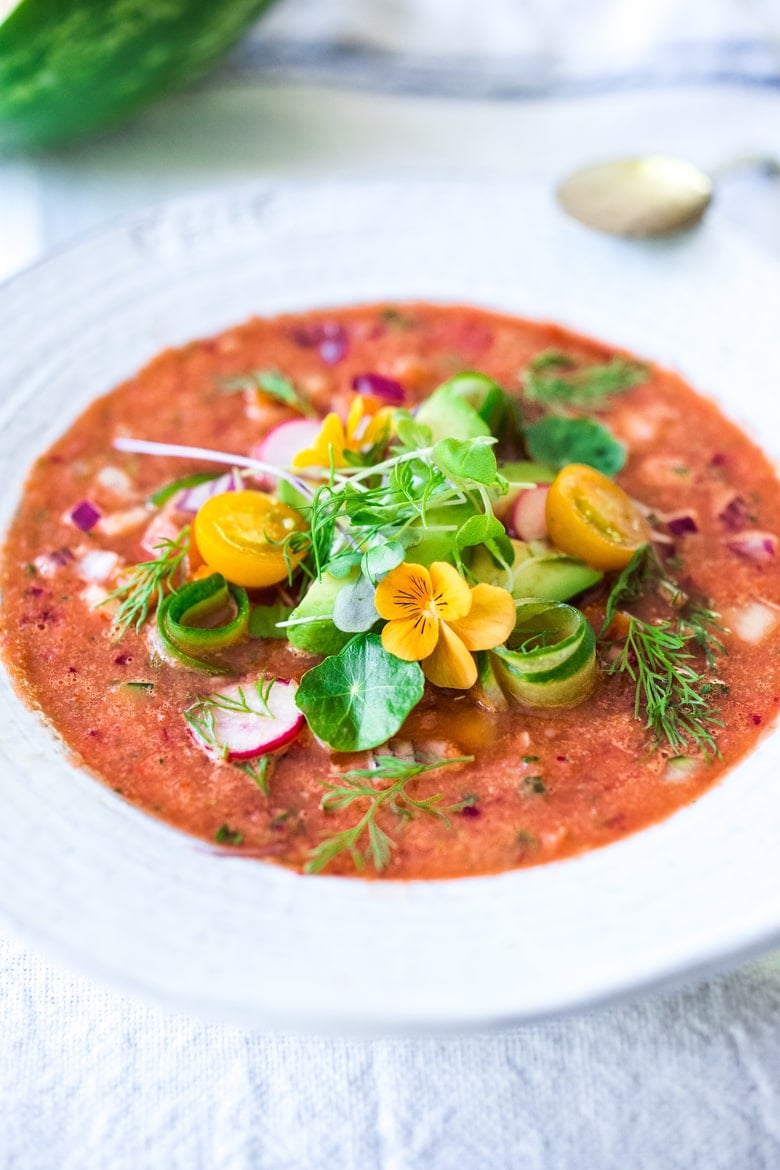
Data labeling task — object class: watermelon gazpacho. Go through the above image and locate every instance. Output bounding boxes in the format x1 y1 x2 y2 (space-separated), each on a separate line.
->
2 303 779 879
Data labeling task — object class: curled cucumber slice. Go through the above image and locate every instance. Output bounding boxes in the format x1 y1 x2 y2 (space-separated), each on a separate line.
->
157 572 249 672
491 599 598 708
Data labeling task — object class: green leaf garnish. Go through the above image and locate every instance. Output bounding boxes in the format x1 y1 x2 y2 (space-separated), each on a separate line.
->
432 436 499 486
148 472 220 508
305 753 473 874
525 416 626 476
295 633 425 752
215 824 243 846
331 574 379 633
105 527 190 635
220 368 315 416
599 546 726 756
455 514 513 566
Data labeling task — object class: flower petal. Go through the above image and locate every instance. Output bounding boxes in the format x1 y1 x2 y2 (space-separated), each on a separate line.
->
422 622 477 689
447 583 517 651
345 395 366 441
375 562 433 620
291 414 346 469
429 562 472 621
382 615 439 661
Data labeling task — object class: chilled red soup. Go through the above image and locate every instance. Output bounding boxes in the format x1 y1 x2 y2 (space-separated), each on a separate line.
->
2 304 779 878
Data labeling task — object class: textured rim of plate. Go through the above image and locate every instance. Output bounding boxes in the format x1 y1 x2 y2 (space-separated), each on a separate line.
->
0 177 779 1033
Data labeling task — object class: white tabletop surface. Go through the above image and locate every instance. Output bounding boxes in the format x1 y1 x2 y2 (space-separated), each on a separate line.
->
2 2 780 1168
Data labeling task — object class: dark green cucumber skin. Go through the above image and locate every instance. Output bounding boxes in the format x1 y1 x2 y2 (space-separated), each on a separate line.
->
0 0 276 150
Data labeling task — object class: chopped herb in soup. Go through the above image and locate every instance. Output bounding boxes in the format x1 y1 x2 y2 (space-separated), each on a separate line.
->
2 304 779 878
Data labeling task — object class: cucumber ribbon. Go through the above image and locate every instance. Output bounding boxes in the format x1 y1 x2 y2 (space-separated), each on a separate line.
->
157 572 249 672
490 599 598 707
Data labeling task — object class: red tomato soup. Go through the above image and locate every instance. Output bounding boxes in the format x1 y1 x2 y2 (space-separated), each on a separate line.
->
2 304 779 879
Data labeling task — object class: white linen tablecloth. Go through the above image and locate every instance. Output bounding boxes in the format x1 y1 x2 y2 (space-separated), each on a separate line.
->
2 3 780 1167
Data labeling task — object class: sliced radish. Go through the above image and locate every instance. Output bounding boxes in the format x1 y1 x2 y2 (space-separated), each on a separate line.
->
251 419 321 487
512 486 549 541
141 508 184 557
175 469 242 514
726 530 777 563
187 678 303 761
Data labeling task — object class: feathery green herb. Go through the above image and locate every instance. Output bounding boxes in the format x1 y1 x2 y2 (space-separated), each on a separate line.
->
607 617 722 756
599 546 725 755
106 527 190 635
523 351 648 411
305 754 474 874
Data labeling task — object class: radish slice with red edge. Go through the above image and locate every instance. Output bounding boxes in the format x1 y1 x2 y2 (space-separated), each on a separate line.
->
251 419 322 487
186 678 303 761
175 469 242 514
512 486 550 541
727 530 777 562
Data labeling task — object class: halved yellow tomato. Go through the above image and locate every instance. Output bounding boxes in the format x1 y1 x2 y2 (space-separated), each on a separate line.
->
545 464 650 571
193 490 307 588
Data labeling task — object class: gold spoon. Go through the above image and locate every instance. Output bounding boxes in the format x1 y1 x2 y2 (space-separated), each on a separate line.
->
556 155 714 238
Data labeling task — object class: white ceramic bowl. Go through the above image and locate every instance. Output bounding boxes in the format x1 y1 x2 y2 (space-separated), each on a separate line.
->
1 178 779 1031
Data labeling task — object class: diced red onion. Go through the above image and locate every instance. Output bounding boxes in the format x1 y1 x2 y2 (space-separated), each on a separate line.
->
291 321 349 365
34 547 74 576
68 500 102 532
718 495 752 532
351 372 406 404
666 513 699 537
727 530 777 562
175 470 242 514
709 452 728 468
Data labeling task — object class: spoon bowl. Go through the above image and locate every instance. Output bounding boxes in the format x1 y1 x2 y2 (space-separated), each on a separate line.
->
557 155 713 238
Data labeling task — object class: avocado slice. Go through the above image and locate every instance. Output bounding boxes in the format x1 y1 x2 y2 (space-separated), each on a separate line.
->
470 539 602 602
287 571 355 656
415 389 490 444
434 372 507 432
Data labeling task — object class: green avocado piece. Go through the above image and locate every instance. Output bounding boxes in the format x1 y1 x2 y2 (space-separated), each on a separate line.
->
434 372 507 432
287 572 354 656
414 389 490 444
470 539 602 602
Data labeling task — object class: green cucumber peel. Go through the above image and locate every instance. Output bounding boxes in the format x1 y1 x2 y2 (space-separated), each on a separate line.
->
491 599 598 708
157 572 249 671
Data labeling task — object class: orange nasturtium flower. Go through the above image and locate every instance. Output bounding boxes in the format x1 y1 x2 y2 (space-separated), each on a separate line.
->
292 395 393 470
375 561 517 689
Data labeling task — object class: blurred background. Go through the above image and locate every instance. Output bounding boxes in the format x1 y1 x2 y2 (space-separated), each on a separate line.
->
2 0 780 282
2 3 780 1169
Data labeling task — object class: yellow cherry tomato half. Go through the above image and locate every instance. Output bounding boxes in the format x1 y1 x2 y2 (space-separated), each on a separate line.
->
193 490 307 588
545 463 650 571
